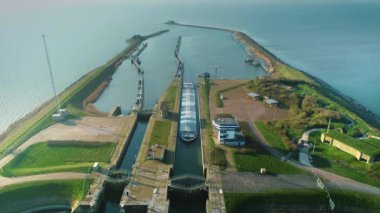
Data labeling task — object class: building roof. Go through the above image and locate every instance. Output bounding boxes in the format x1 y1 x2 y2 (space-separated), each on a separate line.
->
213 117 239 127
247 92 260 98
264 99 279 105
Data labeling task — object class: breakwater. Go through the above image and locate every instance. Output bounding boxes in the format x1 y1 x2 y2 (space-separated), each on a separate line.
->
130 43 148 112
167 21 380 129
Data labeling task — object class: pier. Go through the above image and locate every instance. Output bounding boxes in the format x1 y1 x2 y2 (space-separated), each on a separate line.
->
131 43 147 112
133 43 148 58
174 36 183 80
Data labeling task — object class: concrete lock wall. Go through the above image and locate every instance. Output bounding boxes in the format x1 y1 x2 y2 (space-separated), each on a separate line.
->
331 139 362 160
321 133 371 162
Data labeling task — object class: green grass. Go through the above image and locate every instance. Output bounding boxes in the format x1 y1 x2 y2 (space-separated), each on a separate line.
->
148 120 171 146
298 84 373 133
211 146 227 168
234 152 302 174
225 189 380 213
65 104 88 118
310 131 380 188
225 189 325 213
0 179 92 213
275 64 314 83
234 121 302 174
323 130 380 156
254 121 288 154
1 141 115 177
163 82 178 111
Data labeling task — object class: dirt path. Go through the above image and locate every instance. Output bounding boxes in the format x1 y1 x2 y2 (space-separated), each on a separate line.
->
0 172 88 188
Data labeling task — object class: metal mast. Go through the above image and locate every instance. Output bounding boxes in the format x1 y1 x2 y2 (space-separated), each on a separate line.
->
42 34 61 114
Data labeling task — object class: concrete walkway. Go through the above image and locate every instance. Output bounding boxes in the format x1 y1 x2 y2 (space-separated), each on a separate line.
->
298 128 324 166
0 172 87 188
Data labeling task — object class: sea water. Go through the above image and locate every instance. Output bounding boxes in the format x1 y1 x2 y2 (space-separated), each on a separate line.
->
1 0 380 133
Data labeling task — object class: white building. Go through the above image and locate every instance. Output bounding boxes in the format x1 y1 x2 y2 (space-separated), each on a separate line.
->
212 116 245 147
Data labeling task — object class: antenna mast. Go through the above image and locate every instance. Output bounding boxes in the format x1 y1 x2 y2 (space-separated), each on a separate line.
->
42 34 61 114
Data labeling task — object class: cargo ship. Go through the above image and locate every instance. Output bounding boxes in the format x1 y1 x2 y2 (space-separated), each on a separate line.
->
179 82 198 142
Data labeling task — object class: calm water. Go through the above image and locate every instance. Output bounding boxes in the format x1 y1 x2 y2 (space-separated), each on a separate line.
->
1 0 380 133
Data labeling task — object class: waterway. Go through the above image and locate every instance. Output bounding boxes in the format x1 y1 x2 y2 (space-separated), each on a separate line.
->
2 1 380 134
170 85 206 213
97 24 265 212
102 120 148 212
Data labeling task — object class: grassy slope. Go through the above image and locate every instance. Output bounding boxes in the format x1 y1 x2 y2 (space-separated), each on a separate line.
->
163 82 178 111
225 189 380 213
298 84 374 133
310 131 380 188
254 120 288 153
202 79 227 167
275 64 314 83
0 179 92 213
1 142 115 177
234 121 302 174
234 153 301 174
148 120 171 146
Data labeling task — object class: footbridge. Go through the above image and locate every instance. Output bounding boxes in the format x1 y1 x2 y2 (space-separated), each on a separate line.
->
169 174 208 192
174 36 183 80
105 169 131 183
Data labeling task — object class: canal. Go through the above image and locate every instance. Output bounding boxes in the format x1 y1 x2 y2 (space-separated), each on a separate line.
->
102 120 148 213
94 26 266 212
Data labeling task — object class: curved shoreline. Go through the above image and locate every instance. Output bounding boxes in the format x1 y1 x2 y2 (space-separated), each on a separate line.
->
166 21 380 129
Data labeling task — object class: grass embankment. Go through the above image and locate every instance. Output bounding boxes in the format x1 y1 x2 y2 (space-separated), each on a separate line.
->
202 79 227 167
249 78 380 186
137 80 178 165
0 180 92 213
163 82 178 111
310 131 380 188
1 141 115 177
323 130 380 157
247 78 379 150
225 189 380 213
0 38 142 159
234 121 302 174
254 121 288 153
148 120 171 146
275 64 314 83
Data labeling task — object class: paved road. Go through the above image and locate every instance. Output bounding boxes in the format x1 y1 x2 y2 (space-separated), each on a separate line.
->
249 121 380 196
222 171 317 192
0 172 87 188
298 128 324 166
